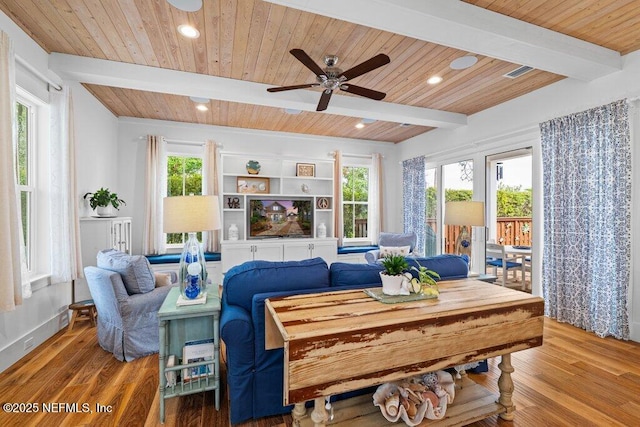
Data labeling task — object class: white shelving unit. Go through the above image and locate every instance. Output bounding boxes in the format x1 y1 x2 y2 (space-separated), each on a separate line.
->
220 153 337 272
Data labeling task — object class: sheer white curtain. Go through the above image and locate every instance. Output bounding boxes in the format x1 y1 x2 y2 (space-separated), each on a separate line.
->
333 150 344 246
143 135 167 254
50 86 82 284
0 31 26 311
203 140 220 252
369 153 383 244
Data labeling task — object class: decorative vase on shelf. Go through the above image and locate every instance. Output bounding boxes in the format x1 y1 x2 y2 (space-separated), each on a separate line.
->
246 160 261 175
228 224 239 241
317 222 327 238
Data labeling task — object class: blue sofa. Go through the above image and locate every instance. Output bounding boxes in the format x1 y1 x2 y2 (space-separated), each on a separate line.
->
220 254 470 424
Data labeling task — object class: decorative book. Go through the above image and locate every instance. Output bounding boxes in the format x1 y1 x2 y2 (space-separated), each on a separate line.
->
182 338 214 382
176 292 207 306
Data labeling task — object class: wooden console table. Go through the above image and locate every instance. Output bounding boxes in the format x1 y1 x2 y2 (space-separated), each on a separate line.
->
265 279 544 426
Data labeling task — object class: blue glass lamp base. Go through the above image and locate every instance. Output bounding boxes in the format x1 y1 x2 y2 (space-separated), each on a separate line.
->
179 232 207 300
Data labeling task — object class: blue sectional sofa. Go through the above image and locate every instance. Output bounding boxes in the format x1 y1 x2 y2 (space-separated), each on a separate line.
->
220 254 470 424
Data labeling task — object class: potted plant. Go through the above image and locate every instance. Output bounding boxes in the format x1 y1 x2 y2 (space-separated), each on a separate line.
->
379 254 409 295
83 187 126 217
410 262 441 298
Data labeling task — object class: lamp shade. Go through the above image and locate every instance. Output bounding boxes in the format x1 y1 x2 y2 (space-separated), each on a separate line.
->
444 201 485 226
163 195 221 233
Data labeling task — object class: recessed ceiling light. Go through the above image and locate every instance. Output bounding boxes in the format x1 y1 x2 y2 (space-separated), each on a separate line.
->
196 104 208 111
283 108 302 115
189 96 209 103
450 55 478 70
178 24 200 39
167 0 202 12
355 123 365 129
427 75 443 85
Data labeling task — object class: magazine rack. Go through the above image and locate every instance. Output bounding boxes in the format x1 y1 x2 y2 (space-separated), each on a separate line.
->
158 285 221 423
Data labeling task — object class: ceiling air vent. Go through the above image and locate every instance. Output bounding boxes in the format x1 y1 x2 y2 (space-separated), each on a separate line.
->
503 65 534 79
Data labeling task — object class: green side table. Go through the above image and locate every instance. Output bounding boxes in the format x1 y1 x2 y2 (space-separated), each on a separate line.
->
158 285 221 423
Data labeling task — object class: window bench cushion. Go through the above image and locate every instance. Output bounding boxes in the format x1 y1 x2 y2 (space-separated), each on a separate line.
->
145 252 221 264
337 245 378 255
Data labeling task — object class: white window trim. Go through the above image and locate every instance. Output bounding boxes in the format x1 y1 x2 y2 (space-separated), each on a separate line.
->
164 146 204 251
341 158 373 245
16 87 51 285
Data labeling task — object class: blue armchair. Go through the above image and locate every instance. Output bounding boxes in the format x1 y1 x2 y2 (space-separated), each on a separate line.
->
365 231 419 264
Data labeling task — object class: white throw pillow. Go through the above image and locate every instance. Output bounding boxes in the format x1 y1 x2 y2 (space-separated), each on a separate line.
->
378 245 411 258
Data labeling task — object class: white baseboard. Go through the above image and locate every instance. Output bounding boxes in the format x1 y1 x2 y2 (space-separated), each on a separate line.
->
0 310 69 373
630 321 640 343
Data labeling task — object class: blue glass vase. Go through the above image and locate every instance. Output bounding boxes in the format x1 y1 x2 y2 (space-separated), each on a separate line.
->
179 232 207 299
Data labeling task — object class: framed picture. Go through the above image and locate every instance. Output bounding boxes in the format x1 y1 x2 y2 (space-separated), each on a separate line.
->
296 163 316 177
237 176 270 194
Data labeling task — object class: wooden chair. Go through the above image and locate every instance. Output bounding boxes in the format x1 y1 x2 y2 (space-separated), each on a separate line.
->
485 242 522 287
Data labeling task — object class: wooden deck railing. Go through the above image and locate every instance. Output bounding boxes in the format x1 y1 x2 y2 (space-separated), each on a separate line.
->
427 217 532 254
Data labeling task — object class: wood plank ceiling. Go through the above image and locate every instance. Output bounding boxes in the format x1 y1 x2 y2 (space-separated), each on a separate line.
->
2 0 640 143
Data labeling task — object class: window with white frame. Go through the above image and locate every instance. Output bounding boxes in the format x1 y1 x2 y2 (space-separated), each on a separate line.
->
16 99 34 270
342 158 372 242
165 152 203 246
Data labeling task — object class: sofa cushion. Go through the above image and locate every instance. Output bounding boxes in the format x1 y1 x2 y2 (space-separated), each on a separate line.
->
97 249 155 294
223 258 330 312
405 254 469 280
329 262 384 287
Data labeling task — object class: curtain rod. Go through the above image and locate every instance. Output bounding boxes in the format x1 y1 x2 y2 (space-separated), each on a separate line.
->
15 55 62 91
329 151 382 159
138 136 223 148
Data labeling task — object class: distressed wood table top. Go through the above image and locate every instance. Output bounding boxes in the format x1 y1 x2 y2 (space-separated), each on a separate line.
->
265 279 544 406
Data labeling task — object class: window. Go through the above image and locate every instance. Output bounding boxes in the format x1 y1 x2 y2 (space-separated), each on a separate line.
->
442 160 474 254
342 164 370 241
166 154 203 246
16 100 34 270
425 168 437 256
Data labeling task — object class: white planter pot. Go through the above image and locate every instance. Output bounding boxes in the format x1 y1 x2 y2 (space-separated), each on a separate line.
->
96 205 115 217
380 272 408 296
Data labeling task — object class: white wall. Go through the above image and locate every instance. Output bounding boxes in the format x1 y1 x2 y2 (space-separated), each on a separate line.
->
116 118 401 255
398 50 640 342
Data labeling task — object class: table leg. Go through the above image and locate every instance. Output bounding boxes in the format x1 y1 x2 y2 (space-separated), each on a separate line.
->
292 402 307 426
497 353 516 420
159 319 166 423
311 397 328 427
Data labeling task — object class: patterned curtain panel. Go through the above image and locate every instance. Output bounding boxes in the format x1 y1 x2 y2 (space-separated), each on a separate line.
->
402 156 426 256
540 99 631 339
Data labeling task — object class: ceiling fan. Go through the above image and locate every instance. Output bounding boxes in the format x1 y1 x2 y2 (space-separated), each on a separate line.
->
267 49 391 112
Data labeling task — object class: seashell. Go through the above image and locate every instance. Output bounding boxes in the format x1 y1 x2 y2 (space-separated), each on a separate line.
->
406 399 417 418
408 383 426 392
422 390 439 407
384 392 400 417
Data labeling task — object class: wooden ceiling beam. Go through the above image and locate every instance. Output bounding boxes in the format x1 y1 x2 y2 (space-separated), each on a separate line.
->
264 0 621 81
49 53 467 128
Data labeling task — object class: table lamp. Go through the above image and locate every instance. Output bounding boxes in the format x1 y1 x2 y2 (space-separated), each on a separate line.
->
444 201 485 264
163 195 221 300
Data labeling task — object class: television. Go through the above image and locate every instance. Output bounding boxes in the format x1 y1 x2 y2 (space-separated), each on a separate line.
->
247 196 313 239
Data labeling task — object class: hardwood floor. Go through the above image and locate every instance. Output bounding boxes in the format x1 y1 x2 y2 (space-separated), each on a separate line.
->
0 319 639 427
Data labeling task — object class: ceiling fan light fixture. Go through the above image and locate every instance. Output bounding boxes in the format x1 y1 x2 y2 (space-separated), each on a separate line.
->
427 75 443 85
178 24 200 39
167 0 202 12
450 55 478 70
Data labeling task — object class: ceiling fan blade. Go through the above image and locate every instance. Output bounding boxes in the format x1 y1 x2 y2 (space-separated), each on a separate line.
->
290 49 327 78
267 83 318 92
340 53 390 81
316 89 333 111
339 84 386 100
